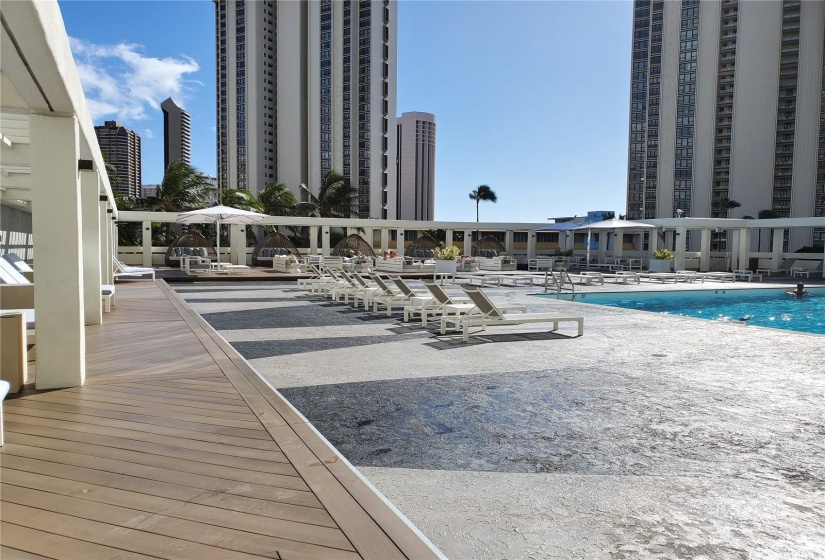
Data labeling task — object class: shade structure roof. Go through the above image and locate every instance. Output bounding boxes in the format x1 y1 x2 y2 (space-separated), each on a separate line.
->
177 205 267 225
572 218 656 231
536 221 586 232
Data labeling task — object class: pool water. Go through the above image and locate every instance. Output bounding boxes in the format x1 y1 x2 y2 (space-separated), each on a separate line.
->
544 288 825 335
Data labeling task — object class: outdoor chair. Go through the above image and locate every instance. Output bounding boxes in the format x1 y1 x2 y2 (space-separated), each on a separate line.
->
443 284 584 342
756 259 796 276
113 256 156 280
367 273 413 315
401 278 476 326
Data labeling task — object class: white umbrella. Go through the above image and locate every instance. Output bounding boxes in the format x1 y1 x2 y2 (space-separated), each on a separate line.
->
572 218 656 264
177 205 267 265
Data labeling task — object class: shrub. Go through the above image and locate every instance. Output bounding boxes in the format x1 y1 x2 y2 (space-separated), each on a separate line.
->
433 245 461 260
652 248 674 260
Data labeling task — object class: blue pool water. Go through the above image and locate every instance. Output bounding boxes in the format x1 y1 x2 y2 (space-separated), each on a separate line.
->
543 288 825 335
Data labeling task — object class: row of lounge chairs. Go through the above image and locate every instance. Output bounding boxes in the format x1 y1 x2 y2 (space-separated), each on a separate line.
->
297 266 584 342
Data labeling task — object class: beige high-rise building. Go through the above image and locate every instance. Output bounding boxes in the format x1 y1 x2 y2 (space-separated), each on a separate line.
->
396 112 435 220
94 120 141 198
215 0 398 218
625 0 825 249
161 97 191 171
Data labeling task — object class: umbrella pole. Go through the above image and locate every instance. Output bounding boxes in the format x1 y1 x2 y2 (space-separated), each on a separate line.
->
216 219 221 265
587 229 592 265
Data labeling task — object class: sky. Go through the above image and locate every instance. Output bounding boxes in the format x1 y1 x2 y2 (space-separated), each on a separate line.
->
58 0 633 223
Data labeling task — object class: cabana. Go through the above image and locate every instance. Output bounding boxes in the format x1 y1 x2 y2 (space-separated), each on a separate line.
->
164 231 217 267
332 233 377 258
252 231 300 267
406 233 440 258
472 235 507 257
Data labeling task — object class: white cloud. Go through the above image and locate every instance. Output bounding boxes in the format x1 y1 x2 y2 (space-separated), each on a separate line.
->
143 129 154 139
69 37 199 122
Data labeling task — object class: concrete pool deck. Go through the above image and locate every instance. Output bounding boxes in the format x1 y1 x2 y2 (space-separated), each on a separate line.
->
177 277 825 559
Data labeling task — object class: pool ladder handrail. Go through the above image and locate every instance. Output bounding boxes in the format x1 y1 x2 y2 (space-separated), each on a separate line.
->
544 268 575 298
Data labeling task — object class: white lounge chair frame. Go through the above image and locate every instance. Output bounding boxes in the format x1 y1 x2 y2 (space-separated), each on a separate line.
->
113 256 156 280
446 285 584 342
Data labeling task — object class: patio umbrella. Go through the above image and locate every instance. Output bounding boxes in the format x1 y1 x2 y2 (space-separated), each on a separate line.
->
177 205 267 265
572 218 656 263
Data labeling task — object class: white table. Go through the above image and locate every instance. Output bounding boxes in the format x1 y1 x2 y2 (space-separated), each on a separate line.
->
433 272 455 285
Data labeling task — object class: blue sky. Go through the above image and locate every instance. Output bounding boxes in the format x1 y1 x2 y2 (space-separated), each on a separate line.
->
59 0 633 223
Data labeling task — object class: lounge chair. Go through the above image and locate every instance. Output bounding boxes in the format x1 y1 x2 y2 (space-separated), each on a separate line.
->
444 284 584 342
403 278 497 327
756 259 796 276
1 253 33 274
367 273 413 315
113 256 156 280
791 262 822 278
733 269 763 282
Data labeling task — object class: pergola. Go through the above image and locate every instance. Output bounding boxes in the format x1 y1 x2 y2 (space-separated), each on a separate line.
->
1 1 117 388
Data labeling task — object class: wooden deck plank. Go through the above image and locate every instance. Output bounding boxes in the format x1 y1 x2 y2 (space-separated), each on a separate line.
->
2 414 287 463
2 484 355 555
0 523 150 560
4 421 293 474
0 280 442 560
0 502 269 560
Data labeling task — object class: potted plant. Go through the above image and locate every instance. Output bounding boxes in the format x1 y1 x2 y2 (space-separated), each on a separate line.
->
649 248 674 272
433 245 460 273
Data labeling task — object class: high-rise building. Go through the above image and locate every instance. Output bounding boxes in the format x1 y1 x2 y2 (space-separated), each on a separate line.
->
396 111 435 220
625 0 825 249
94 120 141 198
215 0 397 219
161 97 192 172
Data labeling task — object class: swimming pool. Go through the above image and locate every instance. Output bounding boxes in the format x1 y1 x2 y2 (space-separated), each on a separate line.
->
542 287 825 335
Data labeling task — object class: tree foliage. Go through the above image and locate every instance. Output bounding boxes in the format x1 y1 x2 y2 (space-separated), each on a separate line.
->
297 170 357 219
469 185 497 222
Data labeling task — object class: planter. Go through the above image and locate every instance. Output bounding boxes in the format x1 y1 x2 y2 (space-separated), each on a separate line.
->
434 260 457 274
648 259 672 272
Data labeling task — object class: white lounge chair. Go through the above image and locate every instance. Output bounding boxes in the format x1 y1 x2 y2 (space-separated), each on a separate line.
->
733 269 763 282
414 279 529 328
756 259 796 276
1 253 33 274
443 285 583 342
113 256 156 280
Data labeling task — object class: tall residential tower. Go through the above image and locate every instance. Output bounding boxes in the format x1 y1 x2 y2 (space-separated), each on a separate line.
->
396 111 436 220
625 0 825 249
215 0 398 218
94 120 141 198
161 97 192 171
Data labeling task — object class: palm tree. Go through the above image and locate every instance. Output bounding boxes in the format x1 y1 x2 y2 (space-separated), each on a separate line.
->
145 161 215 244
221 188 264 212
297 170 357 218
259 182 297 216
719 197 741 217
756 209 781 252
469 185 497 243
469 185 497 222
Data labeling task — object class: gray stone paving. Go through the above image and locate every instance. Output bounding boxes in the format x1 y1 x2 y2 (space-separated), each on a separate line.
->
177 278 825 559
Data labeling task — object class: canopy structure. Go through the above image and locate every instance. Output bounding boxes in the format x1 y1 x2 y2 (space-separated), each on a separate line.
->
177 205 267 264
251 231 300 267
406 234 440 258
333 233 376 258
572 219 656 263
472 235 507 257
164 231 218 267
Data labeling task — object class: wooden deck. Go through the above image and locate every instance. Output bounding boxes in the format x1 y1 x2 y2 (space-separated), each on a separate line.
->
1 281 440 559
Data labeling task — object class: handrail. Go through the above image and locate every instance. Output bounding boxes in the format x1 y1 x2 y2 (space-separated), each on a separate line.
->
544 268 575 298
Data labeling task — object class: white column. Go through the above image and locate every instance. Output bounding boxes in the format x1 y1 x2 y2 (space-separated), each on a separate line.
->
445 229 454 248
380 228 389 253
613 231 624 258
737 228 751 271
310 226 319 255
142 220 152 267
699 228 711 271
363 227 374 252
771 228 783 268
110 216 117 282
673 226 687 271
729 229 739 271
504 230 513 253
229 223 242 265
397 229 405 257
81 172 102 326
30 115 85 389
527 231 536 260
321 226 330 256
100 201 111 281
464 229 473 256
